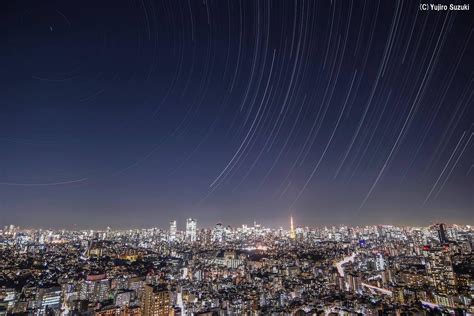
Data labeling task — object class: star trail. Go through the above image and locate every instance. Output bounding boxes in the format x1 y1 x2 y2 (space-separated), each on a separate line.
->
0 0 472 229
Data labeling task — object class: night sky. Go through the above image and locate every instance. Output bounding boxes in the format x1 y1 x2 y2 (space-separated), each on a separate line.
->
1 0 473 229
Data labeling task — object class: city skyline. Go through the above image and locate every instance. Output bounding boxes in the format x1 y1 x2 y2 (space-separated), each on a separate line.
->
1 1 473 228
2 208 473 230
1 220 472 314
1 0 473 314
3 217 472 232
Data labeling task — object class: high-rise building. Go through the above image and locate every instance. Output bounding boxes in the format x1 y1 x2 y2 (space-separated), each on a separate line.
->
295 227 304 239
141 284 173 316
436 223 449 244
35 286 62 315
169 220 177 242
79 275 110 303
212 223 224 243
375 253 385 271
185 218 197 242
425 248 456 295
290 215 296 240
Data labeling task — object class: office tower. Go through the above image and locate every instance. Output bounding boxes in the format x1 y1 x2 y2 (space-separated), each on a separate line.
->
169 220 177 242
185 218 197 242
295 226 304 239
212 223 224 243
142 284 173 316
376 253 385 271
437 223 449 244
446 226 458 241
290 215 296 239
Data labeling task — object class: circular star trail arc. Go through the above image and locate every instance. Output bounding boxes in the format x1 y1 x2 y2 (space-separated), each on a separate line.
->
0 0 472 228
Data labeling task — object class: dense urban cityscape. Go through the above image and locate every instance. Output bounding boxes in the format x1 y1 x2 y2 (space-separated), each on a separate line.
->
2 0 473 315
1 218 472 315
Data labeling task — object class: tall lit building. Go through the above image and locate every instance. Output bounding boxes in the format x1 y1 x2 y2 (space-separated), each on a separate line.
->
212 223 224 243
290 215 296 239
425 248 456 295
35 287 62 315
79 274 110 303
436 223 449 244
169 220 177 242
141 284 173 316
185 218 197 242
375 253 385 271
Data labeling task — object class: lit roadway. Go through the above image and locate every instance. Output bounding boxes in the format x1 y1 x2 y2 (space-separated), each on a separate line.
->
335 252 393 296
334 253 446 309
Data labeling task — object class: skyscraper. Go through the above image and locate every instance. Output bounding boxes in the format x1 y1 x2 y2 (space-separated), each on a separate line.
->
169 220 177 242
375 253 385 271
437 223 449 244
185 218 197 242
141 284 173 316
212 223 224 243
425 248 456 295
290 215 296 240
